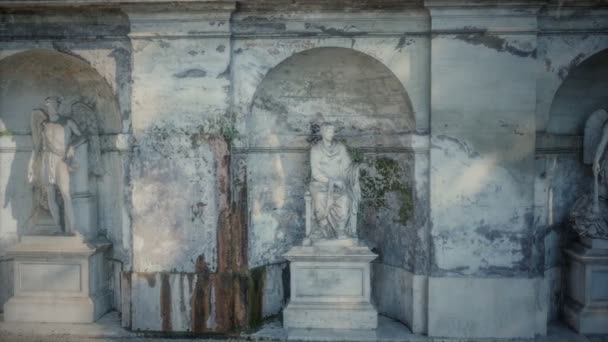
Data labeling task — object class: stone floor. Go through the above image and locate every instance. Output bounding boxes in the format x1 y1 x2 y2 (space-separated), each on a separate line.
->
0 312 606 342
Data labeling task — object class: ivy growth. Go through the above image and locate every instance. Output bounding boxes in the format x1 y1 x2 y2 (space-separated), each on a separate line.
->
359 156 413 225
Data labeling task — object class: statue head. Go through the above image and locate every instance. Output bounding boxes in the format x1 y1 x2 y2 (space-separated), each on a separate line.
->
320 122 335 144
44 96 63 120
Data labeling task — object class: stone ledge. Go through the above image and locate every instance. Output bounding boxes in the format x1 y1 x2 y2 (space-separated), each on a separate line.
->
535 133 582 155
284 245 378 262
6 236 111 258
0 134 132 153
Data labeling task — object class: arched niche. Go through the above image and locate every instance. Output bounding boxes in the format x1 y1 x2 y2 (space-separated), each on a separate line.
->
248 47 415 147
546 49 608 135
0 49 122 238
246 47 418 325
0 49 122 134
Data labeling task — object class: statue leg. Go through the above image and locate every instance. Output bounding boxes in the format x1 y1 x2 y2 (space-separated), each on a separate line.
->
312 190 335 238
329 193 350 238
46 185 61 227
56 163 76 235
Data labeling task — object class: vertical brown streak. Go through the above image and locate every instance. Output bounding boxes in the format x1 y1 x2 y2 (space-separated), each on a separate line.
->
192 271 210 334
160 273 172 332
190 136 250 333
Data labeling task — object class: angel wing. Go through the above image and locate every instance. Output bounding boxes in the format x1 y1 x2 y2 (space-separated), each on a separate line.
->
70 101 104 176
584 109 608 165
27 108 48 184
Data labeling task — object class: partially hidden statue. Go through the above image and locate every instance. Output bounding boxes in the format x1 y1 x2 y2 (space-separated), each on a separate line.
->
570 108 608 240
303 121 363 245
27 96 102 237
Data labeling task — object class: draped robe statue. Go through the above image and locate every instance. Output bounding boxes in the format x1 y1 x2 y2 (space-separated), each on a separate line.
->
305 123 362 244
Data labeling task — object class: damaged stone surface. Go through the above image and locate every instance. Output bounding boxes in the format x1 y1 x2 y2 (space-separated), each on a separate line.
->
0 0 607 339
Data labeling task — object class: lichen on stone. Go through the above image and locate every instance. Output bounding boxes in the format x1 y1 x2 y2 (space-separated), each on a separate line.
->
359 156 413 225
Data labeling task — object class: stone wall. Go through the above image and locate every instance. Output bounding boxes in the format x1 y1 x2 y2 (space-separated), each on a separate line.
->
0 0 607 339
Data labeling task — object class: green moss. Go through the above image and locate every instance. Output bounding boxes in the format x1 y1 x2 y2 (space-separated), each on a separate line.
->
190 115 240 149
360 157 413 225
0 130 13 137
220 122 239 145
348 146 364 164
247 266 265 329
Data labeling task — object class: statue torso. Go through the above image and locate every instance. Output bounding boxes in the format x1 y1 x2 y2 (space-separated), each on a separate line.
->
311 142 350 183
43 119 71 156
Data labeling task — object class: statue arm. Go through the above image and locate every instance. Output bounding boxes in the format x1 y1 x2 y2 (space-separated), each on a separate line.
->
594 123 608 175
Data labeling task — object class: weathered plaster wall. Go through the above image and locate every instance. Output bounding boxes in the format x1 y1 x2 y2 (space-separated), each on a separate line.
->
427 3 544 338
123 4 253 333
534 149 587 321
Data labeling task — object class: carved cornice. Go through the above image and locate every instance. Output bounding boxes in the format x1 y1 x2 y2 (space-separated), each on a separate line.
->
425 0 543 35
539 5 608 35
0 133 132 153
122 1 235 38
232 10 430 38
236 0 423 12
535 133 582 155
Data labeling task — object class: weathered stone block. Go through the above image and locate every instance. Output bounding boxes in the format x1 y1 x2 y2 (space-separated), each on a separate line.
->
283 245 378 335
3 236 111 323
563 239 608 334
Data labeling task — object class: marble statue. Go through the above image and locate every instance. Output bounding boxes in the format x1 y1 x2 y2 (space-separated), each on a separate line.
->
27 96 102 236
284 121 377 336
303 121 362 245
570 108 608 239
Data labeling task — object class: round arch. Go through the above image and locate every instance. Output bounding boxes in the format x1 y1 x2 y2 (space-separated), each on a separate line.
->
0 49 123 238
248 47 414 147
547 48 608 135
0 49 122 134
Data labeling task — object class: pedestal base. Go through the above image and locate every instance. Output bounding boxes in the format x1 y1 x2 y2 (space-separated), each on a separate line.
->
286 327 377 342
283 245 378 339
3 236 112 323
284 302 378 330
563 238 608 334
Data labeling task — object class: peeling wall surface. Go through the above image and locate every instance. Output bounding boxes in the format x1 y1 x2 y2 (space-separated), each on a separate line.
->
0 0 607 339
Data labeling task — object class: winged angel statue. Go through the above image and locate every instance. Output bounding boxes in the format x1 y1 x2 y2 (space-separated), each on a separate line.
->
570 108 608 239
28 96 102 235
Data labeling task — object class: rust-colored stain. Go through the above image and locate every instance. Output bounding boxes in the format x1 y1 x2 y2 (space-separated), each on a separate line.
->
129 136 256 334
121 271 133 330
140 272 156 287
160 273 172 332
191 269 211 334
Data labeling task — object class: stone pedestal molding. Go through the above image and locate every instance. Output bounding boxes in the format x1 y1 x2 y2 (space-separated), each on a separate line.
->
563 238 608 334
3 236 112 323
283 245 378 340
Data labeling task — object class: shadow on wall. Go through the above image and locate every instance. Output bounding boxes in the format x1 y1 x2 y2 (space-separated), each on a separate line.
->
0 49 123 309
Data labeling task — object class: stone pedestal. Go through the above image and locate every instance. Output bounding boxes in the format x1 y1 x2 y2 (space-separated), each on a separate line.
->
283 245 378 340
3 236 112 323
563 238 608 334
